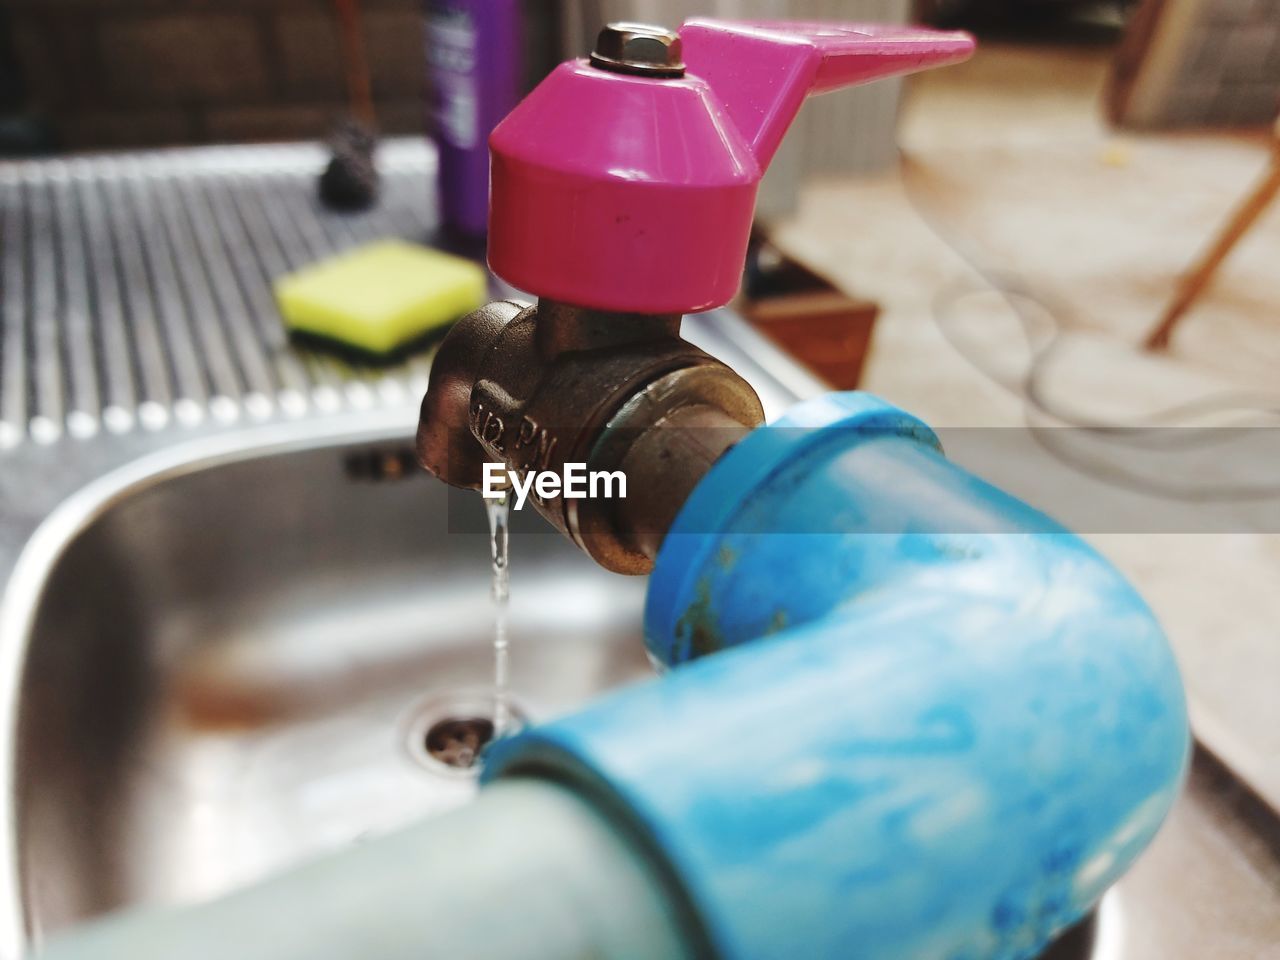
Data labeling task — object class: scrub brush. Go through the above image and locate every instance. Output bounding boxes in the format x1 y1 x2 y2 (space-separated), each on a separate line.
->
319 0 379 210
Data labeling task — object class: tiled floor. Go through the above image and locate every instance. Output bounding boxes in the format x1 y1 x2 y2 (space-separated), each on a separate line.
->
773 39 1280 813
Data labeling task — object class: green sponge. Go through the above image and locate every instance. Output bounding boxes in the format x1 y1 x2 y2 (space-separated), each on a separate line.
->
274 240 487 356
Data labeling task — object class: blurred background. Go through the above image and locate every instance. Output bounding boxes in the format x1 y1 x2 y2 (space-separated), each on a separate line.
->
3 0 1275 152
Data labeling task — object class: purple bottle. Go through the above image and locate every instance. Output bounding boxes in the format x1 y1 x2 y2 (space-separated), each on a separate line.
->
426 0 523 237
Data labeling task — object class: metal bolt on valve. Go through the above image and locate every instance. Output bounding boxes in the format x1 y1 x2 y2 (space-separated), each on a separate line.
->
589 23 685 77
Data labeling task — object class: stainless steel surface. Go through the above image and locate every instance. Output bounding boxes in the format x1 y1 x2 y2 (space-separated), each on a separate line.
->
0 144 1275 960
11 422 650 947
0 141 442 450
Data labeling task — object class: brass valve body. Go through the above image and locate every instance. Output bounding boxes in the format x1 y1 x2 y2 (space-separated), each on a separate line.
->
417 299 764 573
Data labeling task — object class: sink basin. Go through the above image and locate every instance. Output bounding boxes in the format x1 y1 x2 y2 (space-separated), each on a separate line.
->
8 424 654 948
0 305 818 957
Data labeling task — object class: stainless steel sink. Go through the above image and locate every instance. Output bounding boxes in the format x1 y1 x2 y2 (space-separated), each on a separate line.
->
10 424 658 947
0 298 822 957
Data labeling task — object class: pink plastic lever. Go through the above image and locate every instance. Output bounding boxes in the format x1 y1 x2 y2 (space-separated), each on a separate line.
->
681 20 974 168
487 20 974 315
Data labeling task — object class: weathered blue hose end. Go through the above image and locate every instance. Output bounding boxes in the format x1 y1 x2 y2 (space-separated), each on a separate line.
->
486 392 1189 960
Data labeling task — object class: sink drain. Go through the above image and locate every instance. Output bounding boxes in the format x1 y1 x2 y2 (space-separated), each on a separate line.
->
424 716 495 769
404 690 527 776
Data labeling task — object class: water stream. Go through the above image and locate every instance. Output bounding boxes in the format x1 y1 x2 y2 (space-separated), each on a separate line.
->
485 491 512 737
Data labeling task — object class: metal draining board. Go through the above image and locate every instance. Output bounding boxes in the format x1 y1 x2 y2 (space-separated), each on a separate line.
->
0 140 445 450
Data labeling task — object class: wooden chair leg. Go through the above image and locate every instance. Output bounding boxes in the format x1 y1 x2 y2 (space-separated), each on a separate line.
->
1146 141 1280 351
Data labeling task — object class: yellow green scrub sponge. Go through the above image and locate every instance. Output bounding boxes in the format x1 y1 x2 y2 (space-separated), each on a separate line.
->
274 240 487 356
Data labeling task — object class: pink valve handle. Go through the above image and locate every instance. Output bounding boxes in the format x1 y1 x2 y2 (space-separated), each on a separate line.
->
487 19 973 315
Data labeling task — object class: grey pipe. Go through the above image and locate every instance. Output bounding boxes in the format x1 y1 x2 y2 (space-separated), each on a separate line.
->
37 780 693 960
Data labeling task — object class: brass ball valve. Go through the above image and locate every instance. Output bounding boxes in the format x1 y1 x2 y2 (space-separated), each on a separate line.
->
418 19 974 572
